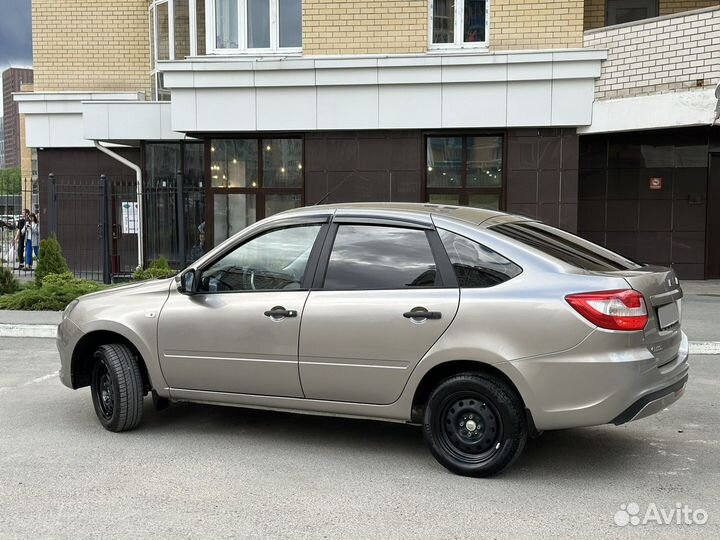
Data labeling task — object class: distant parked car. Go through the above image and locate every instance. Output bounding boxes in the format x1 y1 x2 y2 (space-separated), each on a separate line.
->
57 203 688 477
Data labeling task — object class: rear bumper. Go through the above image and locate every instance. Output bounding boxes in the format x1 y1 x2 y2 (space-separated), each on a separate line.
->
505 330 690 430
611 374 688 425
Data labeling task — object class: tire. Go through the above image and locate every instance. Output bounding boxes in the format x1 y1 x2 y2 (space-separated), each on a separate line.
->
90 344 144 432
422 373 527 477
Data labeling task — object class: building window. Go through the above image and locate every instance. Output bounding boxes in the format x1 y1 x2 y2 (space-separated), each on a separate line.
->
209 0 302 53
426 135 503 209
150 0 207 98
210 138 303 246
607 0 658 26
430 0 489 49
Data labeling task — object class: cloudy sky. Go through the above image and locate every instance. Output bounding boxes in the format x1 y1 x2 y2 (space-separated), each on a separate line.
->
0 0 32 117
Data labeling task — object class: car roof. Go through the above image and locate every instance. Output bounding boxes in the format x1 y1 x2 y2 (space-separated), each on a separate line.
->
277 202 532 228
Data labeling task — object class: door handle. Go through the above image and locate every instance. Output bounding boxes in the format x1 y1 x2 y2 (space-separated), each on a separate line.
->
403 308 442 320
264 306 298 318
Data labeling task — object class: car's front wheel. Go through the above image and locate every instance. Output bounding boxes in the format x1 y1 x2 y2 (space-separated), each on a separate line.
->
90 343 144 432
423 373 527 477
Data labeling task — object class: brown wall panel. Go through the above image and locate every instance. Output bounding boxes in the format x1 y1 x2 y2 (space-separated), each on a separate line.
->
505 128 580 231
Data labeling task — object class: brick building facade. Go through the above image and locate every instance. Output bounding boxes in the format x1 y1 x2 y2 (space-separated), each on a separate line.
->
2 68 34 168
15 0 720 279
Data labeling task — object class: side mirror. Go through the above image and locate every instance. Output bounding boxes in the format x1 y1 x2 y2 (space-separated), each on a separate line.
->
177 269 196 295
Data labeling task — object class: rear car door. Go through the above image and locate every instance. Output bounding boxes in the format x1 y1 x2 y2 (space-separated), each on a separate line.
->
298 217 460 405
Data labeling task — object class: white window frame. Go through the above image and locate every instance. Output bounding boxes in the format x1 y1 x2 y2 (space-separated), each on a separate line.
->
428 0 490 51
206 0 302 56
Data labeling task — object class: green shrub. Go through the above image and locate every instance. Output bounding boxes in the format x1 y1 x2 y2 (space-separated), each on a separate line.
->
132 256 177 281
0 267 19 295
0 272 104 311
35 235 70 286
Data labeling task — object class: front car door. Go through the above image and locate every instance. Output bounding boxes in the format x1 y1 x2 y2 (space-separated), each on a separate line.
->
158 219 328 397
299 216 460 405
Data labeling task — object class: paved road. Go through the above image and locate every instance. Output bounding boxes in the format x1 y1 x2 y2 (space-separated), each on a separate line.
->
0 338 718 540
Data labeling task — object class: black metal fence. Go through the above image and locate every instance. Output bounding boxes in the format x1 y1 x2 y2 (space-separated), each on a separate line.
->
0 174 139 283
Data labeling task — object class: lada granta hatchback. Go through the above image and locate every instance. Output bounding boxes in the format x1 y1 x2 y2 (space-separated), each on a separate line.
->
57 203 689 477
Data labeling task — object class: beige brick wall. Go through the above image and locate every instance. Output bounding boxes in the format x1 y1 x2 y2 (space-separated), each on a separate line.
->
490 0 584 50
584 6 720 99
584 0 606 30
660 0 720 15
32 0 151 97
303 0 427 55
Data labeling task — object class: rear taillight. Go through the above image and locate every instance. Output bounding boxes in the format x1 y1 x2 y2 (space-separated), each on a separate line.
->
565 289 648 331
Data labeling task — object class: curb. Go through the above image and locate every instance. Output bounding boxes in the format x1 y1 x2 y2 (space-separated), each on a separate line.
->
0 324 58 339
1 324 720 354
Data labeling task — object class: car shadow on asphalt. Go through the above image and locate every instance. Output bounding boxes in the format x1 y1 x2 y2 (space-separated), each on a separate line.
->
138 400 657 479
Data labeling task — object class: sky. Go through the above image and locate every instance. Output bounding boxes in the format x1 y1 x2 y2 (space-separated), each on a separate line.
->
0 0 33 117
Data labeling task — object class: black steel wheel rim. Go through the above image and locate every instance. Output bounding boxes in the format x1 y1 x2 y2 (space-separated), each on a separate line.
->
93 362 114 419
436 392 503 464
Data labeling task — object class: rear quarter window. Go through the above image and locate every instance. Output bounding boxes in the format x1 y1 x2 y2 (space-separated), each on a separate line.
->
490 222 641 272
439 229 522 288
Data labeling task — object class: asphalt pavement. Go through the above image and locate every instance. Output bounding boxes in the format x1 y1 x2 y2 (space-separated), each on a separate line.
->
0 337 718 540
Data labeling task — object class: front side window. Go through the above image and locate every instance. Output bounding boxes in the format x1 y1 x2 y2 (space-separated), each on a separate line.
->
212 0 302 52
199 225 321 292
323 225 440 290
431 0 488 48
439 229 521 288
426 135 503 209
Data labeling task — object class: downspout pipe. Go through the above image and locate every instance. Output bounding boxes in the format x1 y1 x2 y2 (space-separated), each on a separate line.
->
93 140 144 270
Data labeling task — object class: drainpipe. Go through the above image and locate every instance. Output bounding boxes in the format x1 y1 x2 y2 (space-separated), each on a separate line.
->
93 141 144 270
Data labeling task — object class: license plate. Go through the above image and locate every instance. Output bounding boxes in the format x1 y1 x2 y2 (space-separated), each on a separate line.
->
657 302 679 329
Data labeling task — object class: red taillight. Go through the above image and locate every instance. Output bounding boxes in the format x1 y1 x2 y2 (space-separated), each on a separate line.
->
565 289 648 331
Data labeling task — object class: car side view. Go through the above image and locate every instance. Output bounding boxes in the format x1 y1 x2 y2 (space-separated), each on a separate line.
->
56 203 689 477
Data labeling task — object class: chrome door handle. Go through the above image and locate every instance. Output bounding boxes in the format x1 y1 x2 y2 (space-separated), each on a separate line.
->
403 308 441 320
264 306 297 318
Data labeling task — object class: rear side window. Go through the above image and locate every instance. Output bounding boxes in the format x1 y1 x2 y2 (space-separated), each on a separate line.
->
323 225 440 290
439 230 522 288
491 222 641 272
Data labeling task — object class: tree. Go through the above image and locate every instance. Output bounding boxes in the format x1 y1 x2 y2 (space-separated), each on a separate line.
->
0 168 21 195
35 235 70 286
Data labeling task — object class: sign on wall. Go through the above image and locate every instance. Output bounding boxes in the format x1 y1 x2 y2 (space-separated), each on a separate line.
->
648 177 663 190
121 201 139 234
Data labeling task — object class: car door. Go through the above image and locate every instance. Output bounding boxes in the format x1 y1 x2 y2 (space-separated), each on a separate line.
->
298 218 460 405
157 220 327 397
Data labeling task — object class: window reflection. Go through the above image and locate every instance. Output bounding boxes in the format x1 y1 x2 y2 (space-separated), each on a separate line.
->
263 139 303 187
211 140 258 188
324 226 439 290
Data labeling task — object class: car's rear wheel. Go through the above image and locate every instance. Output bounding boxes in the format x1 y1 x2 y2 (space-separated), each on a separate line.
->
90 344 144 432
423 373 527 477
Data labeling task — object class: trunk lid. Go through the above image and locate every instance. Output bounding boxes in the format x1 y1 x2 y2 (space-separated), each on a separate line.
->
617 265 683 366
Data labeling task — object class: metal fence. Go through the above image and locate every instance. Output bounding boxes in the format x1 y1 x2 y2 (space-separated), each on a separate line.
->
0 178 39 280
0 174 139 283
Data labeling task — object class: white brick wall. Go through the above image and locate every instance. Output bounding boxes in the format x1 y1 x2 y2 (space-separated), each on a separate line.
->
584 5 720 100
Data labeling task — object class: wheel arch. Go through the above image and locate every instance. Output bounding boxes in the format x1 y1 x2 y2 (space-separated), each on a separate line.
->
71 330 151 394
410 360 530 426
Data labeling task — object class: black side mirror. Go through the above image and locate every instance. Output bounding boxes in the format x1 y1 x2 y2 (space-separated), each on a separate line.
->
177 269 196 295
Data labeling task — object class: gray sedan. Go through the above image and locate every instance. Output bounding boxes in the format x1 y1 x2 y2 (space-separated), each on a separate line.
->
56 203 688 477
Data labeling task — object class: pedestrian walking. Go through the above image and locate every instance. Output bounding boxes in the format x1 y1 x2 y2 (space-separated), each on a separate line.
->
23 213 39 270
15 209 29 269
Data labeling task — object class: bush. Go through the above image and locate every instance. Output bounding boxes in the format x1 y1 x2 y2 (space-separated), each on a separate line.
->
0 272 104 311
0 267 19 295
35 235 70 286
132 256 177 281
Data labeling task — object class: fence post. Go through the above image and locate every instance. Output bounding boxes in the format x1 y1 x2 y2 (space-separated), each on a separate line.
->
100 175 112 285
176 171 185 267
47 173 57 236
